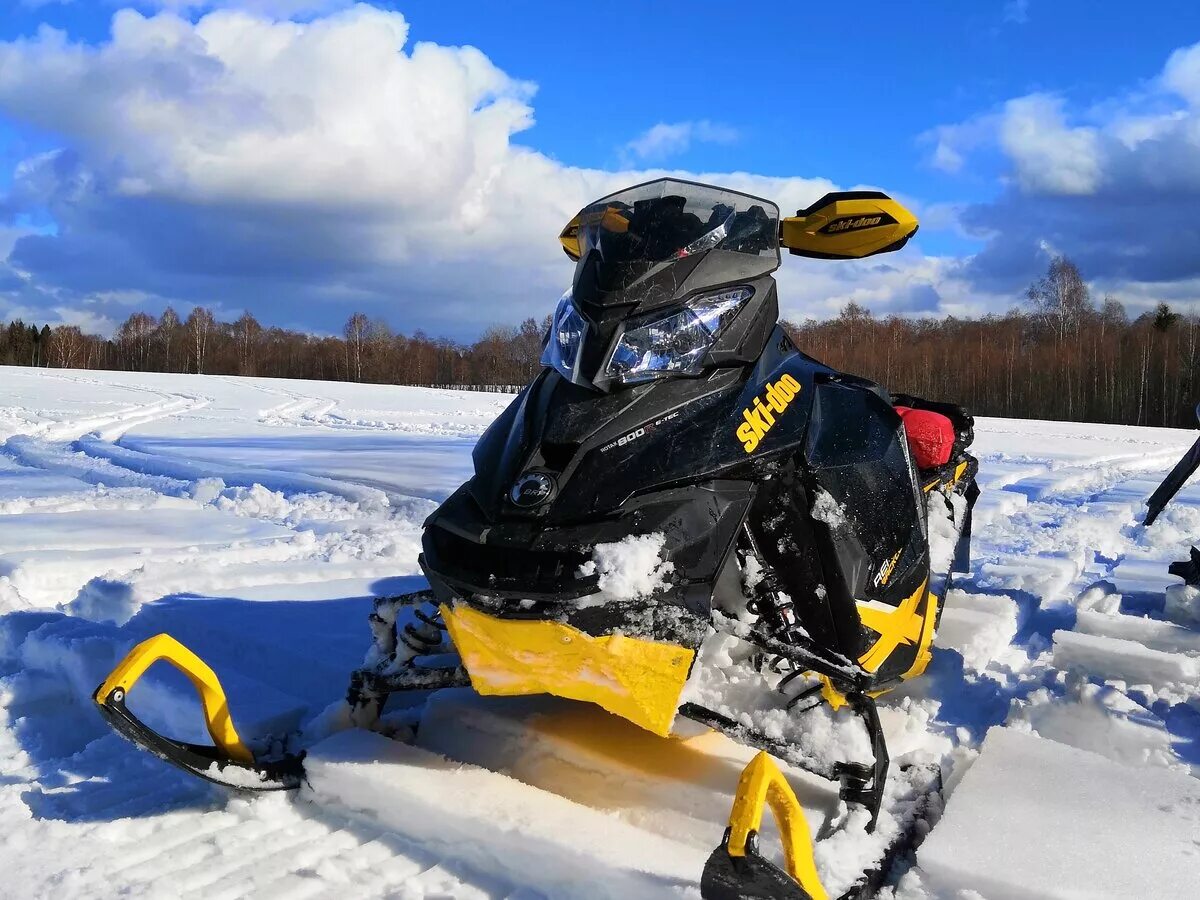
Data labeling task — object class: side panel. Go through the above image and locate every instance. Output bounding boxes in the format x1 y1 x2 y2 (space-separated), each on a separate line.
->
801 377 932 681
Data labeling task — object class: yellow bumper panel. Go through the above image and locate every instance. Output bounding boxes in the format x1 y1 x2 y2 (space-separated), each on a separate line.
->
440 603 694 737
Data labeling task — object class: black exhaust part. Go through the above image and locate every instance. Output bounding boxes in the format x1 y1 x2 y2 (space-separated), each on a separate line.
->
1145 403 1200 526
95 687 303 791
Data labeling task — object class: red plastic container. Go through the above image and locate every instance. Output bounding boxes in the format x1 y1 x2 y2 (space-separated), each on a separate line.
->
894 406 955 469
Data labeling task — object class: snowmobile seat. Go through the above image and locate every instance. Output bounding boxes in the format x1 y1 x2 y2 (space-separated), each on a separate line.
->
894 405 956 470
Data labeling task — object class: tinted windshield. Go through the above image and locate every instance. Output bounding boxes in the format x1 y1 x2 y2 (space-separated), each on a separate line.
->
577 180 779 270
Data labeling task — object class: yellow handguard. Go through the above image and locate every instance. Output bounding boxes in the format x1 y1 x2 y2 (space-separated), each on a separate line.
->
780 191 917 261
94 633 254 766
724 751 829 900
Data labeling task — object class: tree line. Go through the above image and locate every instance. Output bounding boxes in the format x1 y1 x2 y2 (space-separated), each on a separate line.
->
788 257 1198 428
2 256 1198 428
1 307 547 390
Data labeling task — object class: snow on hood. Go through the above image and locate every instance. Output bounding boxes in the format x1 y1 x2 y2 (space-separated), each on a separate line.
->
577 533 674 601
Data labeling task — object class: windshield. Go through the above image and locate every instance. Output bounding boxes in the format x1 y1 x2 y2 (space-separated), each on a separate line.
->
575 180 779 282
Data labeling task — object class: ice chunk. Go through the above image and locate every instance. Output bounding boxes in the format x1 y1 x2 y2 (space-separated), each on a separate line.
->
1165 582 1200 626
977 553 1079 605
1074 583 1123 615
1074 608 1200 655
919 727 1200 899
1052 629 1199 688
934 590 1019 670
1006 683 1181 770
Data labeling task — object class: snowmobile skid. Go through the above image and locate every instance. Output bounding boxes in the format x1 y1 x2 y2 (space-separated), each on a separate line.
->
95 179 979 898
93 634 304 790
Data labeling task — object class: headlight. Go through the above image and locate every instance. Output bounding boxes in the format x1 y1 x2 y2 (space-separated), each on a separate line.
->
540 290 587 382
604 286 753 384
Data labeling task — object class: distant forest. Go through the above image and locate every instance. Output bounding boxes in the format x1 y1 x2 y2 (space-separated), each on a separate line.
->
3 256 1198 429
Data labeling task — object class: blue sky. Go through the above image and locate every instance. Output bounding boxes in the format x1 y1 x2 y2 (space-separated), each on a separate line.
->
2 1 1200 337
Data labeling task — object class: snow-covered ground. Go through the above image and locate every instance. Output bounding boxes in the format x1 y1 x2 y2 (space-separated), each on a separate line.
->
1 365 1198 899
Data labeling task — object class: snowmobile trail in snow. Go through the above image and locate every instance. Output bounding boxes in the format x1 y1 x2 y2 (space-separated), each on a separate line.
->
2 367 1200 898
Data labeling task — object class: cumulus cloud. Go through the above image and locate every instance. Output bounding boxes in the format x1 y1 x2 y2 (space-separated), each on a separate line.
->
620 120 739 164
2 5 931 337
924 40 1200 311
1002 0 1030 25
1162 41 1200 105
921 113 1000 174
998 95 1101 195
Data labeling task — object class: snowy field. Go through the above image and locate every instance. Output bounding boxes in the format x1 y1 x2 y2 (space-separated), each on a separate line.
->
1 364 1199 899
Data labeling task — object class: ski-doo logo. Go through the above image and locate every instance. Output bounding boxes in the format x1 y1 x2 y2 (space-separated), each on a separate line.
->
735 374 802 454
509 471 556 508
822 215 883 234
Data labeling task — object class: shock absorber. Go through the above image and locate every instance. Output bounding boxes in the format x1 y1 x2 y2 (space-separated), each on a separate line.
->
741 523 803 645
742 523 828 712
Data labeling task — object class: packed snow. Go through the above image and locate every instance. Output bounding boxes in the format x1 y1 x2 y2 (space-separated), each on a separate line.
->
1 364 1199 898
579 533 675 601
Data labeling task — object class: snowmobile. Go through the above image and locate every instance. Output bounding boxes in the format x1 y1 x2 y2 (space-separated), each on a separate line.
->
94 179 979 899
1145 401 1200 585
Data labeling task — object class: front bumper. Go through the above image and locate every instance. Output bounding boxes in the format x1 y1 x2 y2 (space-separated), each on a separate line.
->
440 602 695 737
420 479 755 646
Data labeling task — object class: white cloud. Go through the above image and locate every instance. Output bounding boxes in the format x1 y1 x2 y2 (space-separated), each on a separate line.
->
0 225 34 260
621 120 739 164
1 6 885 336
998 94 1102 195
1003 0 1030 25
931 43 1200 201
776 252 990 323
921 113 999 174
923 40 1200 305
1161 41 1200 106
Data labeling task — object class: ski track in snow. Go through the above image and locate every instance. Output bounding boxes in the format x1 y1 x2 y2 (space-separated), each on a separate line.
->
1 365 1199 898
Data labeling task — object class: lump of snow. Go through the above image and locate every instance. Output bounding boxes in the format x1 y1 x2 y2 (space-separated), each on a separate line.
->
978 554 1079 606
1052 629 1199 689
810 488 847 529
919 727 1200 900
189 477 226 505
1074 608 1200 655
584 533 673 601
680 631 874 766
1075 583 1123 615
65 577 139 626
1006 683 1181 770
1165 582 1200 627
934 590 1019 671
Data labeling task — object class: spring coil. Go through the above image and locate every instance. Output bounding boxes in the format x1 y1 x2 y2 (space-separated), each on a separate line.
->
741 542 825 712
398 606 447 656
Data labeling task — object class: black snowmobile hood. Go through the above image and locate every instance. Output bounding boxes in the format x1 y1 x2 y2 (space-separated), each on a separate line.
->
466 324 826 527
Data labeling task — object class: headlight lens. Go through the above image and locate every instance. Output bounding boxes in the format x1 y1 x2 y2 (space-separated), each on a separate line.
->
540 290 588 382
605 286 752 384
